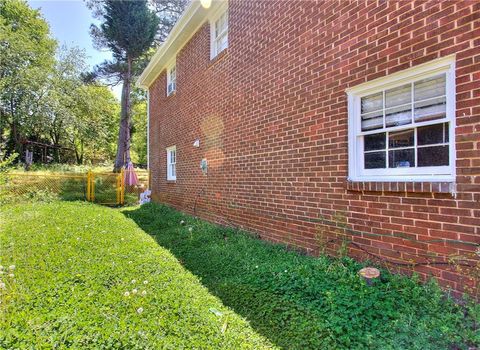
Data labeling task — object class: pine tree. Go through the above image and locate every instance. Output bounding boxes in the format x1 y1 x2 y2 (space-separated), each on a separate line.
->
92 0 159 171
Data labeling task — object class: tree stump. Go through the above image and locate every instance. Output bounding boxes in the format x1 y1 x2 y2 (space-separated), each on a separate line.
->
358 267 380 286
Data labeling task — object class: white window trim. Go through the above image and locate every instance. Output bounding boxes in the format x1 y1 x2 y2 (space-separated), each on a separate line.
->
166 146 176 181
166 60 176 96
209 4 228 60
346 55 456 183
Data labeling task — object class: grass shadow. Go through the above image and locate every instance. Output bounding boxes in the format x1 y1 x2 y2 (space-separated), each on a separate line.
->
123 203 479 350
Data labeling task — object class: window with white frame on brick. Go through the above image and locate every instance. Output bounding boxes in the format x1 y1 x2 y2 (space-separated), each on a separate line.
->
166 63 176 96
347 56 456 183
166 146 176 180
210 8 228 59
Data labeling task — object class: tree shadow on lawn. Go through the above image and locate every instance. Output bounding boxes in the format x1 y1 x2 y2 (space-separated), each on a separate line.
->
123 203 477 350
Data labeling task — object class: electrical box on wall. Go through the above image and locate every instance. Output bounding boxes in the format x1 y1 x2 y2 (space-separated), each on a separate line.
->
200 158 208 175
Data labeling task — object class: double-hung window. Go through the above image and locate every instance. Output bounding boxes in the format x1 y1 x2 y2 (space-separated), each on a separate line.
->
166 146 176 181
347 56 456 182
167 63 176 96
211 8 228 59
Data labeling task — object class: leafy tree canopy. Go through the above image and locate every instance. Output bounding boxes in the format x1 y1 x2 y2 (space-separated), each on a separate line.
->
0 0 120 165
0 0 57 155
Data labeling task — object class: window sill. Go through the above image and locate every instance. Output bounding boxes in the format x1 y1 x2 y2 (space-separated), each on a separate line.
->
209 48 228 68
166 179 176 183
346 180 455 194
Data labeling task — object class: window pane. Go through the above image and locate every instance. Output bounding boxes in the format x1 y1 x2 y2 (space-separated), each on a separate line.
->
418 146 449 167
364 132 386 151
414 96 446 122
418 123 448 145
361 110 383 131
389 129 414 148
361 92 383 114
216 12 227 37
414 74 446 101
385 105 412 128
168 83 175 94
385 83 411 108
216 34 228 53
389 148 414 168
365 151 386 169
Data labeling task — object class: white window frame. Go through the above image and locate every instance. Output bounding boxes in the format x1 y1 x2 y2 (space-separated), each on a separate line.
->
210 5 228 59
166 61 176 96
346 55 456 182
166 146 176 181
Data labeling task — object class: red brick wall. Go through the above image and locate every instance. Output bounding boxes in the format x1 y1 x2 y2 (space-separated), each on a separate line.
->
148 0 480 297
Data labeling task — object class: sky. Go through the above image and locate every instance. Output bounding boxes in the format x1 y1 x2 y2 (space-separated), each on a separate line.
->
27 0 122 98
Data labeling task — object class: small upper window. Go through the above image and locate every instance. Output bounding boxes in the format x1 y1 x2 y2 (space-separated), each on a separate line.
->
211 9 228 59
347 56 456 182
167 63 176 96
166 146 176 181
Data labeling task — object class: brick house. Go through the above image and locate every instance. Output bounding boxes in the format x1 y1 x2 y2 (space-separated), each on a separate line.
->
138 0 480 296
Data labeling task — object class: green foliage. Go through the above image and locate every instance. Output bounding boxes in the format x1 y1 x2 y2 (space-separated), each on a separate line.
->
124 203 480 350
40 46 120 164
0 187 59 206
0 1 120 165
69 82 120 163
0 153 17 173
13 163 113 173
0 202 275 349
90 0 160 170
20 188 59 202
0 0 57 156
100 0 159 61
0 153 18 201
130 91 147 165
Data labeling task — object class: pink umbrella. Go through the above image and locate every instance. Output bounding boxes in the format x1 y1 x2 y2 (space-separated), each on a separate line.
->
124 162 139 186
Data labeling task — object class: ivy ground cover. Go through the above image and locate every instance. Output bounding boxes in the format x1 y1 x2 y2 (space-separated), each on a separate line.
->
125 203 479 350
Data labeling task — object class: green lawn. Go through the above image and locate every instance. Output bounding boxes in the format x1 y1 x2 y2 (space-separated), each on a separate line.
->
1 201 478 349
0 202 274 349
125 203 480 350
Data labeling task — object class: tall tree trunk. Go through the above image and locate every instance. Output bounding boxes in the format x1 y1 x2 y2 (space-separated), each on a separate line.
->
51 131 61 163
9 98 22 158
10 121 22 159
113 57 133 172
75 140 84 165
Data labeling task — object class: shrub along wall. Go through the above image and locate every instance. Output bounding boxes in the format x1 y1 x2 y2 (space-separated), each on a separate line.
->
148 1 480 297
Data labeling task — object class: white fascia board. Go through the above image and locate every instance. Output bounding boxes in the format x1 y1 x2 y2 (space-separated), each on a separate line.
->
146 90 150 170
137 1 226 89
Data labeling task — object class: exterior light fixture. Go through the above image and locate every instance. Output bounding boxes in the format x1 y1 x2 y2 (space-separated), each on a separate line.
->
193 139 200 148
200 0 212 9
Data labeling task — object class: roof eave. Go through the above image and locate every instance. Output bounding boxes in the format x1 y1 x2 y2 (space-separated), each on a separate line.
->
137 1 221 89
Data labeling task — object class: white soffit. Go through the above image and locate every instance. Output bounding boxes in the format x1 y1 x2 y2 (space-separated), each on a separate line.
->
137 0 226 89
